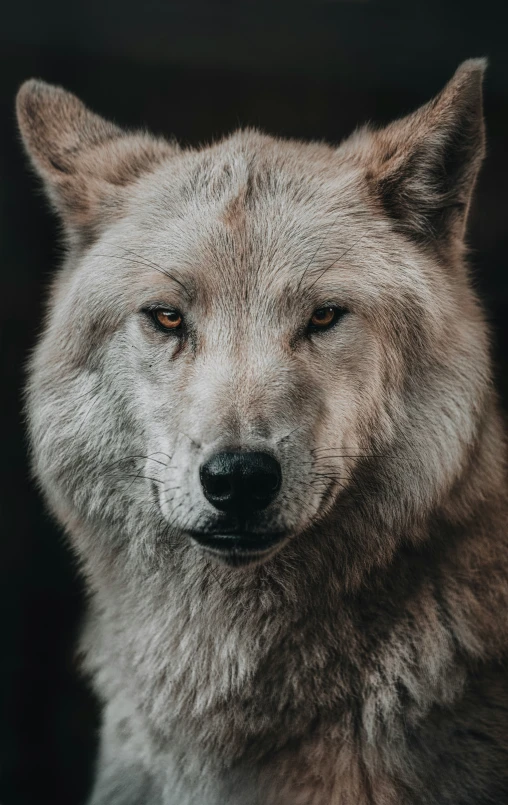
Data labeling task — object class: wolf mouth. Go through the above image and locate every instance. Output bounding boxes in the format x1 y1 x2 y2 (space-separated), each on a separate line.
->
188 529 287 565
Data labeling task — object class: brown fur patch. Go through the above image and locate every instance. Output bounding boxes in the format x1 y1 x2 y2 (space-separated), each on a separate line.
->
221 186 248 228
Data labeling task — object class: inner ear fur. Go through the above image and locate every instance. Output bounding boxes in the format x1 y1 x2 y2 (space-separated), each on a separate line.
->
16 79 175 245
358 59 486 247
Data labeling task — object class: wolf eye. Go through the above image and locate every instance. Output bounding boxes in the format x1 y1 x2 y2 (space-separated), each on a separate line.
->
308 306 345 333
151 308 183 332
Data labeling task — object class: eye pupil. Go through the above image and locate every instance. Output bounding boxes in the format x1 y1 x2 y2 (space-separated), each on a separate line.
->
310 306 337 329
153 308 183 330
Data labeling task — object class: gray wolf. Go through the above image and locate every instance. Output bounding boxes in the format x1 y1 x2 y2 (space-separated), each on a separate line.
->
16 60 508 804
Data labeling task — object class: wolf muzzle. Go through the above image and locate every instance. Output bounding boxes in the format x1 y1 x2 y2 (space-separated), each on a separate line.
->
192 450 285 561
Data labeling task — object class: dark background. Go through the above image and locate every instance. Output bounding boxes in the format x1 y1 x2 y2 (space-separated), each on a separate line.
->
1 2 507 803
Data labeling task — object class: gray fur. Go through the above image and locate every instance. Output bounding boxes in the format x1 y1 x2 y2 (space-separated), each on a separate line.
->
16 61 508 804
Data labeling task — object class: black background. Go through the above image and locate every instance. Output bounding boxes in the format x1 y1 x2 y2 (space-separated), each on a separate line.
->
1 2 507 803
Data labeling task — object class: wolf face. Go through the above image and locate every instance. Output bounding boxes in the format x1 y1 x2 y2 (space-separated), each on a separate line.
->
17 60 508 805
18 62 491 581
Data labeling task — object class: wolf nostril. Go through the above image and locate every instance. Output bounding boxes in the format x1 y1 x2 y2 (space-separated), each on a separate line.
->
200 451 282 514
206 475 232 498
251 471 279 500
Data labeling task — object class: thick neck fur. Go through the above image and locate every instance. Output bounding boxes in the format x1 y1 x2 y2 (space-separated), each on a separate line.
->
80 389 508 780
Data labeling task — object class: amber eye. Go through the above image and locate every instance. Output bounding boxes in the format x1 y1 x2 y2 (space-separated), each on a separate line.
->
152 308 183 331
308 306 343 332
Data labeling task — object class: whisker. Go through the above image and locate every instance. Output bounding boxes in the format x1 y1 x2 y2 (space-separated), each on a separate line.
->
306 235 365 293
311 446 381 453
296 211 345 293
276 425 305 445
312 473 352 481
94 249 191 298
108 473 163 485
117 246 193 299
311 451 386 459
103 454 170 469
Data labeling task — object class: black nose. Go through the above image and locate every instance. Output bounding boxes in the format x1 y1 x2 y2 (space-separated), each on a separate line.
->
200 451 282 514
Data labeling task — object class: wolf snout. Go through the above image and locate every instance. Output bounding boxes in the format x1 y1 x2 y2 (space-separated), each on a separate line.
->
200 451 282 514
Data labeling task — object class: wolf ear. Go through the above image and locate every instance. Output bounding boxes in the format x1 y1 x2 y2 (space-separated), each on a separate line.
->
16 80 175 246
355 59 486 248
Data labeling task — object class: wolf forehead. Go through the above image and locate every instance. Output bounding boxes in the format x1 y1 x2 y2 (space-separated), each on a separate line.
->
16 60 486 304
164 132 361 207
125 131 370 260
115 135 372 294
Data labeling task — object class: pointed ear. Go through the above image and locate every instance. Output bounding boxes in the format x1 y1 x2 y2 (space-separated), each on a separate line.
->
355 59 486 248
16 80 175 246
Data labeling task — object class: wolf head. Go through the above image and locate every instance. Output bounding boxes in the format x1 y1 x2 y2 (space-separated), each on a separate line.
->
17 62 493 582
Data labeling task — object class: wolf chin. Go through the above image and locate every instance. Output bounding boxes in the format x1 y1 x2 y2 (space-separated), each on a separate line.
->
17 60 508 804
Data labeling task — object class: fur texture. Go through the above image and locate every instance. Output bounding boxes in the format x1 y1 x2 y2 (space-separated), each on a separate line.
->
17 60 508 804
